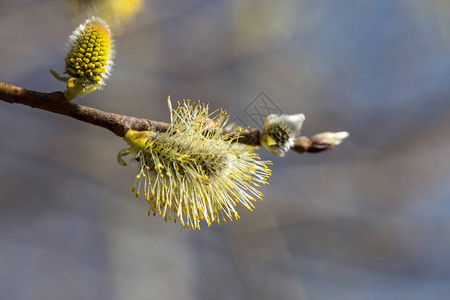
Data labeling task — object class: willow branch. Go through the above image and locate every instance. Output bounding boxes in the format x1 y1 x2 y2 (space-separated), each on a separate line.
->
0 82 332 153
0 82 171 137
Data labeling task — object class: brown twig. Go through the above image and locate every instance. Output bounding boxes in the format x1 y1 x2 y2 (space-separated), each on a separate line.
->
0 82 331 153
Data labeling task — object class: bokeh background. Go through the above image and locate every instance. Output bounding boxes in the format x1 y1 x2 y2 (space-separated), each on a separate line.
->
1 1 450 299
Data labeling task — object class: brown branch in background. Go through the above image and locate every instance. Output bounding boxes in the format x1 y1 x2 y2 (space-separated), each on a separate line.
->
0 82 333 153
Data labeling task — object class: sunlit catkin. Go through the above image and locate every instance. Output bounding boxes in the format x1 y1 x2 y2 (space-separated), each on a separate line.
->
50 17 114 101
65 17 114 87
69 0 143 31
119 99 272 230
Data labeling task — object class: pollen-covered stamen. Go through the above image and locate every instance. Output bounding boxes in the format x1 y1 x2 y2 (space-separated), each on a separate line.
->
121 99 272 230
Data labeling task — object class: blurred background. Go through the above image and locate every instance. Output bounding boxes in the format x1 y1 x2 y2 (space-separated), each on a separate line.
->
1 0 450 299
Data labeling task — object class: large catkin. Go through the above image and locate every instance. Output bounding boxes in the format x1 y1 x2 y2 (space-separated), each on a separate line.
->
121 99 272 230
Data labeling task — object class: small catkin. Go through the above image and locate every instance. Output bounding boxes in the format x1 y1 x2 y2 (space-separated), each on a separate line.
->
65 17 114 87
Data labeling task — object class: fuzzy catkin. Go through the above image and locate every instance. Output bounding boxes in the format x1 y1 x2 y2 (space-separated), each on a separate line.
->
123 100 272 230
65 17 114 86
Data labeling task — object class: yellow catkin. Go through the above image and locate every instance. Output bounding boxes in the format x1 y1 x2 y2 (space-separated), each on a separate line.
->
70 0 143 30
120 99 272 230
65 17 114 87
